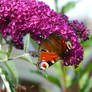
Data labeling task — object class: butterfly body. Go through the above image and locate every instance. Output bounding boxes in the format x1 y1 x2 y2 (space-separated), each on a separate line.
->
38 33 72 70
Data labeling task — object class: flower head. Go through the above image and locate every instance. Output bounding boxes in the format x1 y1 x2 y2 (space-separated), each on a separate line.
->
0 0 89 68
70 20 89 41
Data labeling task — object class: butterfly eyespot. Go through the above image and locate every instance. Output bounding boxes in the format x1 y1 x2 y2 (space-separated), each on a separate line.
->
67 41 72 50
38 62 49 70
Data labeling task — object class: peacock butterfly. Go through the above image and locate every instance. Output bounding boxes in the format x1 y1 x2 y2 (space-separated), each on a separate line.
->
37 33 72 70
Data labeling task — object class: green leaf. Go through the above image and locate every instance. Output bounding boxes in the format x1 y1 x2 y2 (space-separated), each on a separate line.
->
83 63 92 73
69 48 92 87
30 70 61 88
53 61 62 76
5 72 16 92
61 2 76 13
47 75 61 88
81 35 92 49
4 60 19 85
0 66 15 92
0 51 8 62
19 53 36 65
24 33 39 51
81 77 92 92
7 45 12 57
30 37 39 50
24 34 30 53
79 72 89 90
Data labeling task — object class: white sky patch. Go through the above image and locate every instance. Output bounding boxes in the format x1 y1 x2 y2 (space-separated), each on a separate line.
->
38 0 55 10
39 0 92 20
66 0 92 20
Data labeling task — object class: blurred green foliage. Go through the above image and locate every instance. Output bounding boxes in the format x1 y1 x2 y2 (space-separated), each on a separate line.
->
61 2 77 13
30 70 61 88
81 35 92 49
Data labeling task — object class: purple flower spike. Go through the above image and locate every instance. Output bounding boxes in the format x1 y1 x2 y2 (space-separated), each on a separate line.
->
70 20 89 41
0 0 89 68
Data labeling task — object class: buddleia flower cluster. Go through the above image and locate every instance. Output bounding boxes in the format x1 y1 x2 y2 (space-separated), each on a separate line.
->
0 0 89 68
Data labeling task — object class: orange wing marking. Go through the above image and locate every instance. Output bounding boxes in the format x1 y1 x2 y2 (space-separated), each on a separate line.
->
41 52 58 63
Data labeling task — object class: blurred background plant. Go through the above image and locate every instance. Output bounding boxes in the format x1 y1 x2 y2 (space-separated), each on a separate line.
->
0 0 92 92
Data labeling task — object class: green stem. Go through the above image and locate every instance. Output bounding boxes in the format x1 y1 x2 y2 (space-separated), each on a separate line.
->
61 66 67 92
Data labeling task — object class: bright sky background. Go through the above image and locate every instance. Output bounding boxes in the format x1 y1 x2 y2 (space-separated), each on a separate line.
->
39 0 92 21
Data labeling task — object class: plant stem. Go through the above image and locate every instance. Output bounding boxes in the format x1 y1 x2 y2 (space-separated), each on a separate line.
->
61 66 67 92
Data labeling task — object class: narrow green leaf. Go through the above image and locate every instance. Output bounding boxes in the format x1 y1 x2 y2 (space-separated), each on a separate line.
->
61 2 76 13
79 72 89 90
81 77 92 92
0 51 8 62
24 34 30 53
5 72 16 92
0 66 15 92
53 61 62 76
30 70 61 88
4 61 19 85
7 45 12 57
19 53 36 66
47 75 61 88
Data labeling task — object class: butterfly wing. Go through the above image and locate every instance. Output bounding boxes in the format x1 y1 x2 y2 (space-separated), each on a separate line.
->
38 33 67 70
48 33 67 56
